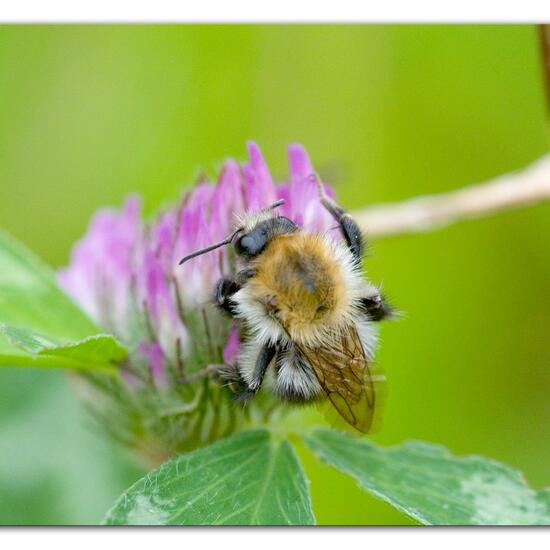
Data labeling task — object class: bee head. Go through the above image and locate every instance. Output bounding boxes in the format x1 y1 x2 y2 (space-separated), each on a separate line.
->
234 201 298 259
178 199 288 266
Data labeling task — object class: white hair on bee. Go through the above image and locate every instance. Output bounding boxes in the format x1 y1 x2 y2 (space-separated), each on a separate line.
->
232 287 288 346
236 338 268 388
235 210 276 234
354 316 379 359
233 198 286 234
271 345 323 402
236 338 323 401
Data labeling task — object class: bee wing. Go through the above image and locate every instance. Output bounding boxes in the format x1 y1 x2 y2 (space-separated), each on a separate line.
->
299 326 385 434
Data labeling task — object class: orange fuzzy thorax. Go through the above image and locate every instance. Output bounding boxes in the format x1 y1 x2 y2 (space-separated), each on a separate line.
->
247 233 350 343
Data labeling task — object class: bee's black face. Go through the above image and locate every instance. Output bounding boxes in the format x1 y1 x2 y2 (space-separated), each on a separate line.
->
234 227 268 258
234 217 297 259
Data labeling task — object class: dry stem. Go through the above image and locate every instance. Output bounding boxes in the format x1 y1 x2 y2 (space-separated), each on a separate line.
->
351 154 550 239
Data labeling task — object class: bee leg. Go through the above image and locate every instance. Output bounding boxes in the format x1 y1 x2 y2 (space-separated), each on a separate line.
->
213 270 255 317
315 178 363 261
214 277 241 316
359 293 394 322
236 268 257 283
217 363 252 397
234 343 277 402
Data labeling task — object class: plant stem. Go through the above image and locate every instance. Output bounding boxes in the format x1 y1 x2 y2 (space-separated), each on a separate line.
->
352 154 550 238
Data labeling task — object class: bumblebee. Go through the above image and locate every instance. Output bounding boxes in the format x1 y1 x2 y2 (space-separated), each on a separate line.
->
179 180 392 434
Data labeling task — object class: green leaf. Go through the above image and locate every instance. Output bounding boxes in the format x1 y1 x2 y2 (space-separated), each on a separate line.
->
0 324 124 374
305 428 550 525
0 229 127 373
102 430 315 525
0 228 100 339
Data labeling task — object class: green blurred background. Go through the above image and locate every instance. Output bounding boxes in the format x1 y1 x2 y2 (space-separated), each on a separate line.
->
0 24 549 525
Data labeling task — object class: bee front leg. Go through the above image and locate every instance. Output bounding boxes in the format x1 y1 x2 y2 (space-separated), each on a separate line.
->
314 176 364 262
359 292 394 322
214 277 240 316
213 269 256 317
234 343 277 402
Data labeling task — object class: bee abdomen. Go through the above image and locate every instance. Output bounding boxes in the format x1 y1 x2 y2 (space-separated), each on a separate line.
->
273 345 323 403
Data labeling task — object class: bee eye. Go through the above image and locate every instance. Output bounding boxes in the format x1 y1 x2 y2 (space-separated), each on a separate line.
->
234 230 268 258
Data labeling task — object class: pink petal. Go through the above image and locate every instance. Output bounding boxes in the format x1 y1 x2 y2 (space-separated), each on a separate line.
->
288 142 314 183
211 160 245 239
139 340 167 386
243 142 277 210
223 324 240 365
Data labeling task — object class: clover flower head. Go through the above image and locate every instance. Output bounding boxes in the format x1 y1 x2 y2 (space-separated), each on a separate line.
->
58 142 337 457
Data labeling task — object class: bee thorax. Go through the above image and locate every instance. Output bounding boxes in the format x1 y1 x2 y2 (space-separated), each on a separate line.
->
247 234 351 343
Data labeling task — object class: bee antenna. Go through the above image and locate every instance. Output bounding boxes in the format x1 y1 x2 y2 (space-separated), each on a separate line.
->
178 200 284 266
178 227 243 265
262 198 285 212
